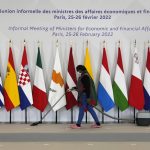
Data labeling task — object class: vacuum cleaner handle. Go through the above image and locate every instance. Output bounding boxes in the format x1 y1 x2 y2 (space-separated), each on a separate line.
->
30 88 74 126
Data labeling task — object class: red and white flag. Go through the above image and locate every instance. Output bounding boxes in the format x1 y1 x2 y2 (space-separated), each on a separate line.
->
65 47 78 110
128 46 144 110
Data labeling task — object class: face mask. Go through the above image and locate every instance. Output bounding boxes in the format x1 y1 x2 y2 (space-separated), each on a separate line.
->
77 71 81 77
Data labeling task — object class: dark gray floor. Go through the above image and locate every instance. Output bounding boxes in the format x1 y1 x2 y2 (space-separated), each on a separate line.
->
0 133 150 142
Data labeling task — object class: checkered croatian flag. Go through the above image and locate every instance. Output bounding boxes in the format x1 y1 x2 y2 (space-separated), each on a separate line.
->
18 45 33 110
18 66 30 86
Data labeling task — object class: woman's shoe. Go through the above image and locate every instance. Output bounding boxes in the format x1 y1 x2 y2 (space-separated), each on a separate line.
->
91 124 101 128
70 124 81 129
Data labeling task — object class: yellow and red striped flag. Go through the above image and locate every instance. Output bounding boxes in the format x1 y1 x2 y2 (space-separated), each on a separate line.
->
3 43 20 111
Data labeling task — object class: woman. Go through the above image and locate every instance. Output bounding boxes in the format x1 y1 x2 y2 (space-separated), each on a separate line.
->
70 65 101 129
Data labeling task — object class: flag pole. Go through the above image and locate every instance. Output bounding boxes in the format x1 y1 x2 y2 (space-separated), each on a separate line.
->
103 40 105 47
70 40 74 124
133 39 136 124
55 39 59 124
134 39 136 48
38 41 42 123
148 40 150 59
37 40 43 124
148 41 150 113
9 40 12 124
85 40 88 124
101 40 106 124
24 39 28 124
148 40 150 51
147 41 150 113
25 109 27 124
117 40 121 123
10 110 12 124
86 40 88 47
9 39 12 46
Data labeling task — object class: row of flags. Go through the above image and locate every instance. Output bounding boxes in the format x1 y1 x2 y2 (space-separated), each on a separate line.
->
98 43 149 112
0 41 150 113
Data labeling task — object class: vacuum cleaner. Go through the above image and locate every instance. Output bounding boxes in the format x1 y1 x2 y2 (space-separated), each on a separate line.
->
136 111 150 126
31 88 150 126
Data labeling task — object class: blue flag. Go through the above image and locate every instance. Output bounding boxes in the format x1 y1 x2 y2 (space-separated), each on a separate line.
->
144 48 150 110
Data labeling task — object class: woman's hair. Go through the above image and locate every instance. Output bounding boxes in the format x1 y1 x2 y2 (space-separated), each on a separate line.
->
76 65 87 72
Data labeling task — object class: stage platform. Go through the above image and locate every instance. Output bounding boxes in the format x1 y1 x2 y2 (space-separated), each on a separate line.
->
0 123 150 150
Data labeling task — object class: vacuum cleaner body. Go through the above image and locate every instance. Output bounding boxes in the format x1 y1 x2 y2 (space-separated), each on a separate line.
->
136 112 150 126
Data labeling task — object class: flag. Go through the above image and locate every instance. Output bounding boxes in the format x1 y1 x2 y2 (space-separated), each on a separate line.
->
84 46 97 105
3 46 20 111
18 45 33 110
0 73 4 107
84 46 94 79
143 47 150 110
112 47 128 111
48 47 66 111
65 47 78 110
32 47 48 112
98 47 115 112
128 47 144 110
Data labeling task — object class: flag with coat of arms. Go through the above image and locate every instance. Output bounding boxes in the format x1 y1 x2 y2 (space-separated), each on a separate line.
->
18 42 33 110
